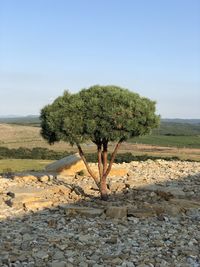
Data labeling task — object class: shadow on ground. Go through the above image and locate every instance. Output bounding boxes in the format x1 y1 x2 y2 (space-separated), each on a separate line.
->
0 162 200 267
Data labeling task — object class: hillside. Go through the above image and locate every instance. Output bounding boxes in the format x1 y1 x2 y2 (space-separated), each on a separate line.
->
1 116 200 136
0 123 71 151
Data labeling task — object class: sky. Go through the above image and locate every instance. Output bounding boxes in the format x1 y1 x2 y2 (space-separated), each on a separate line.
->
0 0 200 118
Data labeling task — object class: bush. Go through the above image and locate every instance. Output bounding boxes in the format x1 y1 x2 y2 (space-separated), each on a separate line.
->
0 146 72 160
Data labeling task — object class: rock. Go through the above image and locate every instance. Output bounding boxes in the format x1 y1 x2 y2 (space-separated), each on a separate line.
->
127 207 156 218
105 206 127 219
39 175 49 183
109 181 126 192
45 153 85 176
0 160 200 267
50 261 67 267
140 185 185 198
53 251 65 260
63 205 104 218
24 200 53 211
169 199 200 210
17 175 38 183
79 234 91 243
34 251 49 260
106 236 118 244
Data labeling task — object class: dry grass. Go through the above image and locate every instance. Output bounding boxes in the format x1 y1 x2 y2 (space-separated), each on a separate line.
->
0 159 53 173
0 123 71 151
0 123 200 162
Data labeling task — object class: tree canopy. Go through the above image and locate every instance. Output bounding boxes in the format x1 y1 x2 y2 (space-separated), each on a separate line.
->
40 85 160 199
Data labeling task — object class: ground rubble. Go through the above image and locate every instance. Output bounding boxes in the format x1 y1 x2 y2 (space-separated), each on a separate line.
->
0 159 200 267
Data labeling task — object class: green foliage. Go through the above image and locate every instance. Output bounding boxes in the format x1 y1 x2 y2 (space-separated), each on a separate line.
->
0 146 72 160
0 159 52 173
153 122 200 136
40 85 160 145
130 135 200 148
84 152 180 163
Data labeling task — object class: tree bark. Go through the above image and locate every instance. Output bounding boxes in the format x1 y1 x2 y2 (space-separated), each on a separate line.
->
97 144 103 179
100 139 123 200
104 138 123 178
102 142 108 176
76 144 99 187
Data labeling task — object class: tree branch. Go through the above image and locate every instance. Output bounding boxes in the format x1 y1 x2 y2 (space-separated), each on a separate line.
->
104 138 124 178
102 141 108 176
76 144 99 186
97 144 103 179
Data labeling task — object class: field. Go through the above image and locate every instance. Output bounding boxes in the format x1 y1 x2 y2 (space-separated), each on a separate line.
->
0 123 72 151
0 159 53 173
0 121 200 173
131 135 200 148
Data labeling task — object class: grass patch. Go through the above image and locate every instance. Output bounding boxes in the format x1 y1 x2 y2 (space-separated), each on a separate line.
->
0 159 53 173
130 135 200 148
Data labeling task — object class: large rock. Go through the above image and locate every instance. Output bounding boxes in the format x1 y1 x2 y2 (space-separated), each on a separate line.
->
138 185 185 198
46 153 128 177
46 153 85 176
63 205 104 218
105 206 127 219
127 207 156 218
24 200 53 211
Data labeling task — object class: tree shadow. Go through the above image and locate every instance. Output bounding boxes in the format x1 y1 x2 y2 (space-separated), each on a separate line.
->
0 163 200 267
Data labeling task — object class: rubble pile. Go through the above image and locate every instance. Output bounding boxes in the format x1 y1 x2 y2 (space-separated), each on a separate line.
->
0 159 200 267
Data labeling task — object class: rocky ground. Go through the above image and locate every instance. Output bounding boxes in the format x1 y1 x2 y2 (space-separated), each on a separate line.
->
0 159 200 267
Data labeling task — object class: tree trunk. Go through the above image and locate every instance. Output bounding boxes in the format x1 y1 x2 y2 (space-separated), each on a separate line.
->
76 144 99 187
100 139 123 200
100 141 108 200
77 139 123 200
104 138 123 178
102 142 108 176
100 178 108 200
97 144 103 179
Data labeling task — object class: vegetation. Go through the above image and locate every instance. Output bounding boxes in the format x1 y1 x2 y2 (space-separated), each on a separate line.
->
153 121 200 136
0 159 52 174
0 159 52 173
0 146 72 160
0 115 40 126
40 85 159 199
131 135 200 148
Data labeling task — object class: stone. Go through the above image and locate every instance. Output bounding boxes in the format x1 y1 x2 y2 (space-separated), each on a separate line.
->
34 251 49 260
45 153 85 175
64 206 104 218
105 206 127 219
106 236 118 244
24 200 53 211
39 175 49 182
20 175 38 183
128 207 156 218
50 261 67 267
1 159 200 267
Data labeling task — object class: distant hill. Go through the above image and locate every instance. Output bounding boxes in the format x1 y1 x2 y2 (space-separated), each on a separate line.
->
0 115 40 126
153 121 200 136
162 118 200 125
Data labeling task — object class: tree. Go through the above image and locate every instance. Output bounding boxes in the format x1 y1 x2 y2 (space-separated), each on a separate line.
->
40 85 160 199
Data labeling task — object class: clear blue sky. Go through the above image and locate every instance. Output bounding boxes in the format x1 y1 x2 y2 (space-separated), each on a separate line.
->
0 0 199 118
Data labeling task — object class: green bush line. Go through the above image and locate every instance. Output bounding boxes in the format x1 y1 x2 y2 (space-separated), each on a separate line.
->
0 146 72 160
0 146 197 163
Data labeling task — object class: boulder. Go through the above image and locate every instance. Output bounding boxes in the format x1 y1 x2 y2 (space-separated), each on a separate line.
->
46 153 128 177
46 153 86 176
127 207 156 218
63 205 104 218
24 200 53 211
138 185 185 198
105 206 127 219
